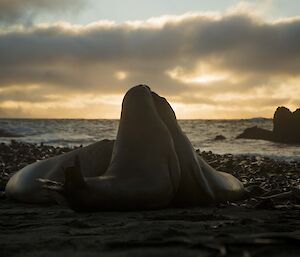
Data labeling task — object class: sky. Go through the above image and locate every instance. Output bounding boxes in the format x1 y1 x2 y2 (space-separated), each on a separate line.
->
0 0 300 119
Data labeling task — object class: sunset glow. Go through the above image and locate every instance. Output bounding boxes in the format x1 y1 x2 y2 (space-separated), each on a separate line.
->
0 1 300 119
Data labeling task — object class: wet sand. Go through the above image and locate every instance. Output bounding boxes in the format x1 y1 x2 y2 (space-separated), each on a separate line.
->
1 200 299 257
1 141 299 256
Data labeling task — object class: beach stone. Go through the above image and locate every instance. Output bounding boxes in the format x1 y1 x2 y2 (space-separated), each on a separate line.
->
0 141 299 210
214 135 226 141
255 198 275 209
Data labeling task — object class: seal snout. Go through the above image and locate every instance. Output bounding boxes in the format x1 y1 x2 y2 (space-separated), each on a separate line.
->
121 85 154 117
125 84 151 99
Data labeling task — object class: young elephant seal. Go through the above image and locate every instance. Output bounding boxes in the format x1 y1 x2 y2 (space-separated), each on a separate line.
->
5 139 114 203
35 85 180 211
151 91 246 206
5 85 246 211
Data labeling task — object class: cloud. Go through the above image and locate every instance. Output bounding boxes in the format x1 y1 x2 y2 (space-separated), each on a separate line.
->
0 10 300 118
0 0 83 25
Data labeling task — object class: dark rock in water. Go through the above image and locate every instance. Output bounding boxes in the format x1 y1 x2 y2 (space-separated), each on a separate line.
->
273 107 293 141
214 135 226 140
0 129 22 138
273 107 300 143
237 126 274 141
237 106 300 144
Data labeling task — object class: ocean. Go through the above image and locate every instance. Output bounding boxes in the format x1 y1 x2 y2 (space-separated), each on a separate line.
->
1 119 299 161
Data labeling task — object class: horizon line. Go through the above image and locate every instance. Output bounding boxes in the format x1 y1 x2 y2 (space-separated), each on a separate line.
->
0 117 272 121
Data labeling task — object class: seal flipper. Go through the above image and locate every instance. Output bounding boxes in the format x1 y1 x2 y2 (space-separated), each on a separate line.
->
40 156 86 192
37 177 68 206
38 156 88 207
63 156 86 190
57 156 90 210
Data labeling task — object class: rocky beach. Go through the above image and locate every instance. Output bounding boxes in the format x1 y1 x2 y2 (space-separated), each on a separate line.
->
1 141 299 257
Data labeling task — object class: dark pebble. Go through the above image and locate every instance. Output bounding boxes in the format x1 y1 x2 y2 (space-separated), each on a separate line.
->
0 141 299 209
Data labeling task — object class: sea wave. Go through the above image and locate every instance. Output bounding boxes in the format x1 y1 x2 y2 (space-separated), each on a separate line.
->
1 118 299 161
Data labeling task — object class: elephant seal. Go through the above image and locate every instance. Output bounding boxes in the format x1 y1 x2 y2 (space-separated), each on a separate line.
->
39 85 181 211
5 85 246 211
5 139 114 203
151 91 246 205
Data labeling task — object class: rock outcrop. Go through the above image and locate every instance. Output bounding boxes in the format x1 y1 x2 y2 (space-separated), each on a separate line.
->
236 126 274 141
237 107 300 144
273 107 300 143
0 129 22 138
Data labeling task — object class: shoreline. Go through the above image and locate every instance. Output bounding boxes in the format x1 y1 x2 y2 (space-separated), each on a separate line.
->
2 137 300 163
1 140 299 209
1 140 299 257
2 118 300 163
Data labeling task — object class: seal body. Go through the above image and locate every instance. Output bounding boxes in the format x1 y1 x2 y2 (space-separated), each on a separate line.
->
60 85 181 211
151 92 246 206
5 85 246 210
5 139 114 203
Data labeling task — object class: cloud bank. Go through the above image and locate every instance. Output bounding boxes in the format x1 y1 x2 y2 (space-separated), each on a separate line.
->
0 10 300 118
0 0 83 25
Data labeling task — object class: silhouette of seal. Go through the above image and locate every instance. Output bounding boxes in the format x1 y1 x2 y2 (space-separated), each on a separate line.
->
59 85 181 211
151 91 246 205
5 85 246 211
6 85 181 211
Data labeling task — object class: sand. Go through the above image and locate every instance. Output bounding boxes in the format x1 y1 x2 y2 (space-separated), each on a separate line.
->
1 200 299 257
